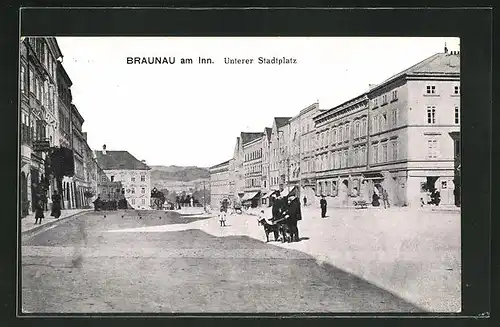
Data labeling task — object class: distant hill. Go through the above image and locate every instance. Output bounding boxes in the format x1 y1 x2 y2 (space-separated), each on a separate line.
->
150 165 210 182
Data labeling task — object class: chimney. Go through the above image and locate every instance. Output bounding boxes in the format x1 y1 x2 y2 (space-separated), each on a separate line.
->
444 42 448 54
141 160 146 164
102 144 107 155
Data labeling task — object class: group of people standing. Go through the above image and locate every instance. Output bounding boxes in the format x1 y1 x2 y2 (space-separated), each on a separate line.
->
270 191 302 242
34 190 62 224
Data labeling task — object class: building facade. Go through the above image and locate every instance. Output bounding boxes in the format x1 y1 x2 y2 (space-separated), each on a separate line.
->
269 118 291 194
312 50 460 207
95 146 152 209
260 127 272 205
242 133 263 207
20 37 62 217
209 160 231 209
313 95 370 206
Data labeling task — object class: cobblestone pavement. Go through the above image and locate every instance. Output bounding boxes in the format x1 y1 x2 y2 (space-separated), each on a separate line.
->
21 210 421 313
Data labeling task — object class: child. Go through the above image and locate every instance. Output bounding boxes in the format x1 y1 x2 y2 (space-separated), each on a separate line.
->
257 210 266 225
34 199 44 225
219 206 227 227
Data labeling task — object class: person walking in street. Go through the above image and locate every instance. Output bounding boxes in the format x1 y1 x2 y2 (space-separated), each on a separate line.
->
320 195 327 218
50 190 62 218
271 192 282 222
382 188 390 209
34 197 44 224
303 196 307 207
286 194 302 242
93 195 102 211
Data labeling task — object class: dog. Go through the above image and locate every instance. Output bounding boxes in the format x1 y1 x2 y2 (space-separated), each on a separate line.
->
258 218 280 242
279 222 293 243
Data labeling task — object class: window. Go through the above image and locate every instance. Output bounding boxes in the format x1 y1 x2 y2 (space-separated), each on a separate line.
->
382 113 387 130
441 181 447 189
391 141 398 161
326 130 330 146
110 176 114 182
35 78 40 100
373 144 379 164
29 68 34 93
333 129 337 144
20 65 26 93
382 143 388 162
392 90 398 101
355 121 360 138
382 94 387 104
374 98 378 107
101 175 107 182
131 199 135 205
354 148 359 166
362 118 367 136
427 138 438 159
131 177 135 182
345 124 350 141
427 106 436 124
372 116 378 133
426 85 436 94
141 175 145 182
455 107 460 124
454 86 460 95
339 126 343 142
392 109 398 127
344 150 348 167
131 188 136 194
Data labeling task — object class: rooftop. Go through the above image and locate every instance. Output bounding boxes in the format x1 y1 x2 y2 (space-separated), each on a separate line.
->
241 132 263 145
95 150 151 171
275 117 291 129
209 160 231 170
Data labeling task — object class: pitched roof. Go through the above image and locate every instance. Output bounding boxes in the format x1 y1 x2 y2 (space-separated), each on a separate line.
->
265 127 272 141
240 132 263 145
374 52 460 91
274 117 291 129
209 159 231 170
95 150 151 170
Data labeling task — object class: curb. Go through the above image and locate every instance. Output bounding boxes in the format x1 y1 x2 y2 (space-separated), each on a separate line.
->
21 210 91 237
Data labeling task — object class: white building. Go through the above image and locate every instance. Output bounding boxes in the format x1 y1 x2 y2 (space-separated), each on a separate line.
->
95 145 151 209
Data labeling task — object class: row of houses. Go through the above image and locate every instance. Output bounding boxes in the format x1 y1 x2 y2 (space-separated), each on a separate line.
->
20 37 151 217
210 49 461 209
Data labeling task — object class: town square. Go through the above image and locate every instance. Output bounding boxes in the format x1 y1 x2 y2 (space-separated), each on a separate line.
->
20 36 461 313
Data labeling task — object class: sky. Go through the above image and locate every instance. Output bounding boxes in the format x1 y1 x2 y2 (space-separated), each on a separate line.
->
56 37 460 168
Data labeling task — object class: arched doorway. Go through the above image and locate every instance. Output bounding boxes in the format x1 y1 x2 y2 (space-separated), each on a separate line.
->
21 172 28 218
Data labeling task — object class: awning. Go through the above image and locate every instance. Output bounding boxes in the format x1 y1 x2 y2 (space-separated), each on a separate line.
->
241 191 259 202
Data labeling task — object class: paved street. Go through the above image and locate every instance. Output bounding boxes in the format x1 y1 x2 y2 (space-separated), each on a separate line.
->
22 209 421 313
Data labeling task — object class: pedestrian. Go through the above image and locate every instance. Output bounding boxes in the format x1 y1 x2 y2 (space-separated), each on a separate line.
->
271 192 282 222
432 189 441 206
286 195 302 242
34 198 44 224
382 188 390 208
372 186 381 207
190 197 194 207
303 196 307 207
93 195 102 211
320 195 327 218
50 190 62 218
219 204 227 227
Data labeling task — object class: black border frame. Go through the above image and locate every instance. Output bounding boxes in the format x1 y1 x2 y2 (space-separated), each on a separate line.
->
1 5 492 324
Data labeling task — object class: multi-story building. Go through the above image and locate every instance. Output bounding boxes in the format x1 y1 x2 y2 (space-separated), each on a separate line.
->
370 50 460 206
19 37 62 217
71 104 88 208
209 160 231 209
260 127 272 206
298 102 323 204
269 117 291 194
82 132 98 205
242 133 264 207
95 145 152 209
312 50 460 207
313 94 370 206
229 132 262 203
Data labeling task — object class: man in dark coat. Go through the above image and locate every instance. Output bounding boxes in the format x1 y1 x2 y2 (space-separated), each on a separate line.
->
271 192 282 222
50 190 62 218
320 195 327 218
286 195 302 242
